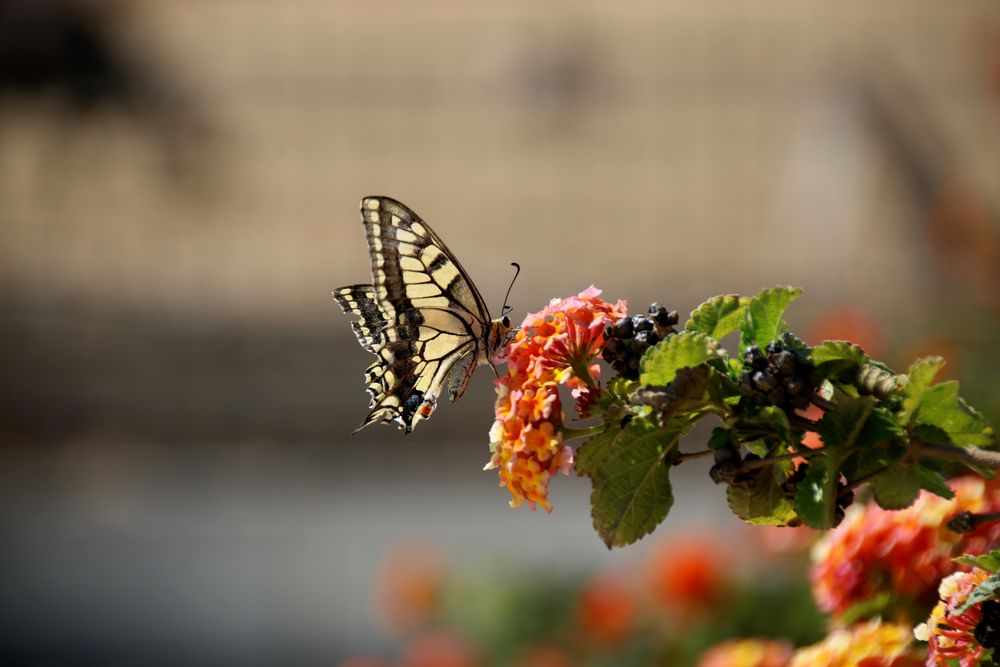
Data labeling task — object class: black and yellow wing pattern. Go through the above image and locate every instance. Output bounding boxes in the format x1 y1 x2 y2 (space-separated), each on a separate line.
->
333 196 512 433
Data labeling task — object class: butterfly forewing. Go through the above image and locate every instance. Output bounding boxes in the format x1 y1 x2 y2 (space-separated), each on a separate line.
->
335 196 505 433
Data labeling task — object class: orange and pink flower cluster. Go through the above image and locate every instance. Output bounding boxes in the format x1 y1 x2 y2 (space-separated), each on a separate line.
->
486 286 627 511
915 568 992 667
810 477 1000 617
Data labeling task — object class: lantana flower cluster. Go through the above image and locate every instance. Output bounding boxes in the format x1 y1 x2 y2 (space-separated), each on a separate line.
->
485 286 627 511
697 639 793 667
789 620 924 667
914 569 992 667
810 477 1000 617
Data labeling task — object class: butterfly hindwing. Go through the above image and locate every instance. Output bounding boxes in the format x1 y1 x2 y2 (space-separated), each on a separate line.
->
333 284 388 353
337 196 503 433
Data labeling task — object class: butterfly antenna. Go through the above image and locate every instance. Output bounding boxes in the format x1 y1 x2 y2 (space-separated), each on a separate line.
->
501 262 521 316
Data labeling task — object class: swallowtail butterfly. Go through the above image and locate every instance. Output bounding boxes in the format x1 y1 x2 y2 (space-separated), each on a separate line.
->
333 196 514 433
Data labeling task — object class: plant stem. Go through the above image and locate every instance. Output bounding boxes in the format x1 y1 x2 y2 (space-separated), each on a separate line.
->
810 394 835 411
788 414 819 431
911 439 1000 470
841 465 889 496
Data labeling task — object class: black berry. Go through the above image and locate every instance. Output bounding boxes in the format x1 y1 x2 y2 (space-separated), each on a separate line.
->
737 343 817 412
601 302 681 380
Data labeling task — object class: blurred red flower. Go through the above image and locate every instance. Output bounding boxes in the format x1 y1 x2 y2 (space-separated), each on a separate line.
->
697 638 793 667
575 573 636 645
398 632 480 667
512 644 574 667
373 538 447 636
806 305 883 359
646 535 726 613
810 477 1000 618
752 524 817 557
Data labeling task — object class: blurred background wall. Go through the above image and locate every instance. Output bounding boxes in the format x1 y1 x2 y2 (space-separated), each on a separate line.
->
0 0 997 665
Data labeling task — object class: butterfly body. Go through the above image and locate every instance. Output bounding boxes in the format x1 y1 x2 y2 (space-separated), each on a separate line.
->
334 196 511 433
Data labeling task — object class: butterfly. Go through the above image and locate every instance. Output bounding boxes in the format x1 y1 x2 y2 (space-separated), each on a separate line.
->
333 196 516 433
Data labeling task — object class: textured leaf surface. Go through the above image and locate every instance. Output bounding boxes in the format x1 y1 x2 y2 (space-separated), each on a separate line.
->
794 460 836 529
900 356 946 424
740 286 802 349
577 420 687 548
639 332 718 387
915 381 995 447
811 341 868 367
685 294 748 340
869 462 922 510
727 466 797 526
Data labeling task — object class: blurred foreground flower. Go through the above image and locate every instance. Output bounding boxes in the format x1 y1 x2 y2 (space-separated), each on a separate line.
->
647 535 726 614
512 644 574 667
575 572 635 645
914 569 992 667
338 657 392 667
789 620 923 667
697 638 793 667
486 286 627 510
373 538 447 636
810 477 1000 618
398 631 480 667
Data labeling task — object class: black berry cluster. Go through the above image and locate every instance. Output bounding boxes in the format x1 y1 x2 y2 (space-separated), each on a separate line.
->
738 342 815 411
602 303 679 380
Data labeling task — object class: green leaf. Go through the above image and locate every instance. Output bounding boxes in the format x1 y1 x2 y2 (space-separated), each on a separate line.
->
708 427 736 451
900 356 946 424
868 462 922 510
810 341 869 367
754 406 793 444
685 294 749 339
839 440 899 487
816 396 876 449
811 342 870 389
575 425 618 479
915 380 995 448
855 407 905 448
864 457 953 507
956 572 1000 614
794 460 837 529
912 461 955 499
639 332 719 387
955 547 1000 574
577 419 689 548
727 465 797 526
794 397 877 528
740 286 803 350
